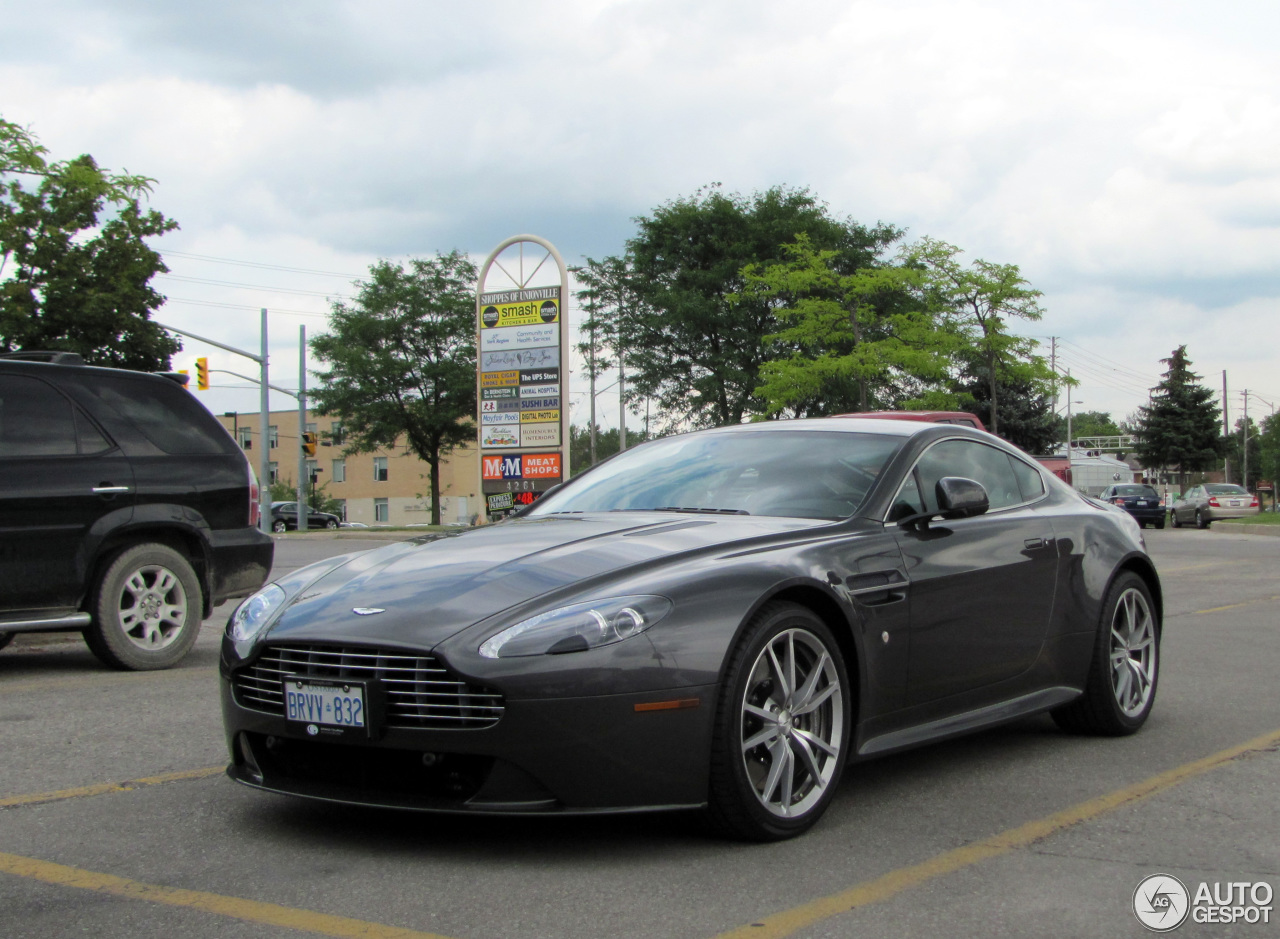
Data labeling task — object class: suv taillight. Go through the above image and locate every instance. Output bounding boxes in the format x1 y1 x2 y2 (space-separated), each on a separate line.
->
247 461 261 528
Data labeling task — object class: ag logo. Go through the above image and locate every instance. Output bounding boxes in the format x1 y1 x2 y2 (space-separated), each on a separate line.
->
1133 873 1190 931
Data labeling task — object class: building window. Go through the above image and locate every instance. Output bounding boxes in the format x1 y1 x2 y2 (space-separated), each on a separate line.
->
268 461 278 483
238 426 252 449
374 498 389 523
305 459 319 480
305 421 317 434
373 456 388 481
268 425 279 448
332 499 346 521
331 422 345 446
332 458 346 483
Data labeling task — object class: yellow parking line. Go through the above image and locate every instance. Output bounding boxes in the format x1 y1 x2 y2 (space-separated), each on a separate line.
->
714 726 1280 939
0 767 223 809
1194 594 1280 615
0 851 455 939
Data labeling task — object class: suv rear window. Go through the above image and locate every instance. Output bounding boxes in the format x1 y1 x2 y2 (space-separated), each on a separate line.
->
84 376 229 455
1114 485 1159 497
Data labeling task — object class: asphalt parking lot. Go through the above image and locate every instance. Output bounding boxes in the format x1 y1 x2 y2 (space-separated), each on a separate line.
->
2 529 1278 939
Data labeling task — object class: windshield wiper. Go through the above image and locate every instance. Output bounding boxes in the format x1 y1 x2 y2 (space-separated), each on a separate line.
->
652 506 751 515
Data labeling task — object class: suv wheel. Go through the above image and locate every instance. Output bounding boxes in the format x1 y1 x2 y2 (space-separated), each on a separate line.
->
272 519 288 533
84 543 202 670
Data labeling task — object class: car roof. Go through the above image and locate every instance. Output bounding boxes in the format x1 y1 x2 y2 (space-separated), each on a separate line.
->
698 417 936 438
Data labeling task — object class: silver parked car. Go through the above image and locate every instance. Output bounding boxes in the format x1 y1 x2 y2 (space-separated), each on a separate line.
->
1171 484 1259 528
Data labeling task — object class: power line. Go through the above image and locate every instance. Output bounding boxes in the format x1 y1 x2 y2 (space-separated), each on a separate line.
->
160 297 330 318
163 250 360 278
157 273 354 300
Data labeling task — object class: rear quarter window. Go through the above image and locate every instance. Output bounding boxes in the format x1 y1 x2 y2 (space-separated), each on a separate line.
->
83 376 232 455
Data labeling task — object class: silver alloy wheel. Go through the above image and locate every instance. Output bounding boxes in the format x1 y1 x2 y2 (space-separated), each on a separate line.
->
739 627 844 819
115 564 190 651
1109 586 1156 717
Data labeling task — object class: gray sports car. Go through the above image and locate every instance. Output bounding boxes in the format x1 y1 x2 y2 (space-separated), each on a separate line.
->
220 418 1161 841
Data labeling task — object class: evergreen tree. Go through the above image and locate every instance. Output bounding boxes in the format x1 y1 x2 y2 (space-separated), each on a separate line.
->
1135 346 1222 485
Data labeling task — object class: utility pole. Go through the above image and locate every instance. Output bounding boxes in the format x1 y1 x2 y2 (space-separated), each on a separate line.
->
588 315 597 466
1242 388 1250 489
155 310 273 533
1050 337 1058 417
618 348 627 452
297 325 307 531
1223 370 1230 484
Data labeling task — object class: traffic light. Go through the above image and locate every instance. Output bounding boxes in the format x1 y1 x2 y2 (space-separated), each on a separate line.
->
302 432 317 457
195 357 209 390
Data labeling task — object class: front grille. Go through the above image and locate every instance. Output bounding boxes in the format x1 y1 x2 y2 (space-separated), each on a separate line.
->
233 644 504 730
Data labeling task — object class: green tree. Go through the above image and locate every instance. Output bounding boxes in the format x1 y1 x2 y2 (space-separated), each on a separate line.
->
0 117 179 369
1135 346 1222 487
1257 412 1280 508
1061 410 1124 441
907 238 1049 436
738 234 957 417
959 371 1059 453
607 184 899 430
310 253 477 525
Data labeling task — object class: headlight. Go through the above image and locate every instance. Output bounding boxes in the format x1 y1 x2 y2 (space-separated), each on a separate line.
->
229 584 287 642
479 595 673 658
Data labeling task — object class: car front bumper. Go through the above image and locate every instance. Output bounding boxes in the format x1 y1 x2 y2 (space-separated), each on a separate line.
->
220 675 717 814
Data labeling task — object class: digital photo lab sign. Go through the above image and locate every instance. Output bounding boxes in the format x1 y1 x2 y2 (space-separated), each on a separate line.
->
475 236 570 518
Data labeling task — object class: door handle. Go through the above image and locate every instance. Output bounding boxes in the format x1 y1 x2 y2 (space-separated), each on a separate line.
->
92 485 131 494
1023 536 1050 549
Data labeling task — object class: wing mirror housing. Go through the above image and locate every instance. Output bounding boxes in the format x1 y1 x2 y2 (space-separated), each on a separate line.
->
936 477 989 519
896 476 990 530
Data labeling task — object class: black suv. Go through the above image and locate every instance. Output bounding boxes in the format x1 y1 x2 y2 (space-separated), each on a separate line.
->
0 354 274 669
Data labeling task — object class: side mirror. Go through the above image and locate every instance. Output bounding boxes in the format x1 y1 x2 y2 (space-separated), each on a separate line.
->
936 477 989 519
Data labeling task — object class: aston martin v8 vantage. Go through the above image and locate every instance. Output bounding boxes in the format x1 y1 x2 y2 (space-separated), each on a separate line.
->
220 419 1161 841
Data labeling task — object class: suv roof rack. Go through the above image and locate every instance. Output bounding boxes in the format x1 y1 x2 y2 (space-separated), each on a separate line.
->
0 350 86 365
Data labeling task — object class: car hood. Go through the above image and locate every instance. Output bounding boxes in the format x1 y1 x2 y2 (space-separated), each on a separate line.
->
260 512 829 650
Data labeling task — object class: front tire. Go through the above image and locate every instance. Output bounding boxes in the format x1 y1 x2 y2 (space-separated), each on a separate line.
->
325 519 339 529
84 543 203 671
707 602 851 841
1051 571 1159 736
1171 510 1182 528
272 519 288 533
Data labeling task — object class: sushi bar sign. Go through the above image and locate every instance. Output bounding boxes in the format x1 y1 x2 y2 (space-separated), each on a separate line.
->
476 235 570 519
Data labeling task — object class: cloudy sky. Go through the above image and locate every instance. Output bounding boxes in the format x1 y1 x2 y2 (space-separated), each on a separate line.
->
5 0 1279 432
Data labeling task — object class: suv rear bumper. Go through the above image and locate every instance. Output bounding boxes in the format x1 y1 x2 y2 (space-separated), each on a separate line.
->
208 528 275 605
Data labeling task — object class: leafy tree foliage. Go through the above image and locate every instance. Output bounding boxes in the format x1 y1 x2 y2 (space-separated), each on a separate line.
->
1257 413 1280 504
1134 346 1222 484
739 234 956 417
310 253 477 525
906 238 1050 436
1060 410 1124 441
585 185 900 431
0 118 179 369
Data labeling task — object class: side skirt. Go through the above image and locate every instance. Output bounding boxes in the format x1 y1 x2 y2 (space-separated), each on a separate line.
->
856 686 1081 759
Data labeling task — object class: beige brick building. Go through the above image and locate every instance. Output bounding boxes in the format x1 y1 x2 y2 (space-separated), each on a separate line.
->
217 410 480 526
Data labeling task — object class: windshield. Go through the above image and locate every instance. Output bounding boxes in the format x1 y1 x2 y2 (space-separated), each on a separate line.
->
529 430 903 520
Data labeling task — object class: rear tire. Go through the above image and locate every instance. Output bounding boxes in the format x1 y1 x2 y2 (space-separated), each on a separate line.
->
1051 572 1158 736
1154 517 1165 530
84 543 203 671
1195 509 1209 529
325 519 339 529
706 602 850 841
272 519 288 533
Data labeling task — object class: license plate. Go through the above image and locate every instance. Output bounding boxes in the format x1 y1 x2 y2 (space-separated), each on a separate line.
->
284 678 366 729
1229 500 1242 506
1135 500 1147 506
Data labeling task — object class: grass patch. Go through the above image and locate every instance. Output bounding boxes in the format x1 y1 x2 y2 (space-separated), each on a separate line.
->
1220 513 1280 525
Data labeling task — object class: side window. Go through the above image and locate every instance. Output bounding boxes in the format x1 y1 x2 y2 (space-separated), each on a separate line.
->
0 374 78 456
888 475 925 521
74 408 114 454
86 377 228 454
913 439 1025 512
1009 456 1045 502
